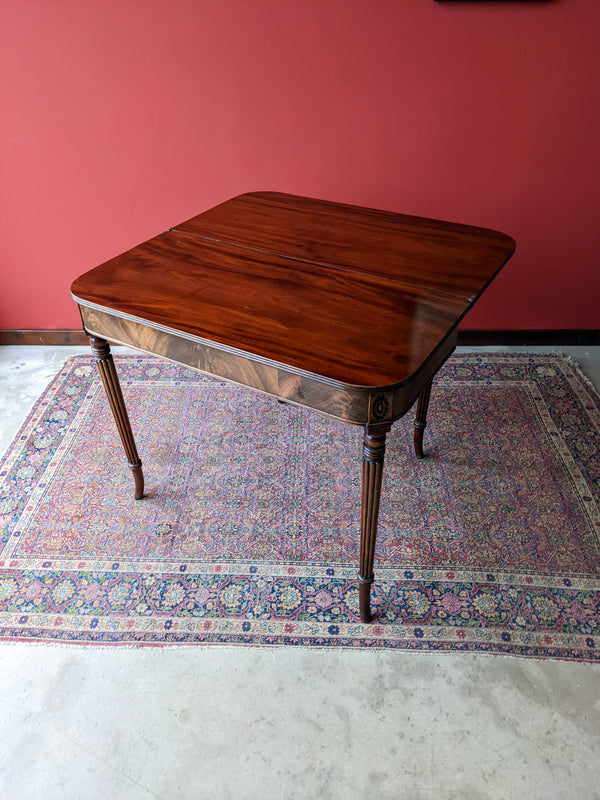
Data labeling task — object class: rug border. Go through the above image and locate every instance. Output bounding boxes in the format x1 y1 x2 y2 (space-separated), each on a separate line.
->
1 352 599 661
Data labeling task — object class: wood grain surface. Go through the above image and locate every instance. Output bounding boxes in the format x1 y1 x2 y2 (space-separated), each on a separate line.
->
71 191 515 392
174 192 514 299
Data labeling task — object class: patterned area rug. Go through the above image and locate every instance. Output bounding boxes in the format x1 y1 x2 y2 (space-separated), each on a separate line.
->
1 353 599 660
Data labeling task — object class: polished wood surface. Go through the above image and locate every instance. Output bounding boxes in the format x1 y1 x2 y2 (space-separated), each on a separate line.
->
76 296 455 426
71 192 515 392
174 192 514 300
71 191 515 623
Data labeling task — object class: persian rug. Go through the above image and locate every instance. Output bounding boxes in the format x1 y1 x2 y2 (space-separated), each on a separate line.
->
1 353 599 660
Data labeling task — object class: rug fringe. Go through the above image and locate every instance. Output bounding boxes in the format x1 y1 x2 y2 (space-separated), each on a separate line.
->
553 352 600 400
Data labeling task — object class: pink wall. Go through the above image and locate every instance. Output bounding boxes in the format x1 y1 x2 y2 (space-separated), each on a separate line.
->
2 0 599 331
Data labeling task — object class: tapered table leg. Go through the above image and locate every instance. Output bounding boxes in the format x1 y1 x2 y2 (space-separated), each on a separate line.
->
88 336 145 500
413 380 432 460
359 423 390 623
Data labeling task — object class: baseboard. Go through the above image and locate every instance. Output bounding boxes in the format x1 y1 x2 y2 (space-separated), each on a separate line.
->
0 329 599 347
456 330 600 347
0 330 89 346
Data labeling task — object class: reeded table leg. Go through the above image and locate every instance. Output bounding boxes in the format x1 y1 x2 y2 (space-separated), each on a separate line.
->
88 336 145 500
413 380 432 459
359 423 390 623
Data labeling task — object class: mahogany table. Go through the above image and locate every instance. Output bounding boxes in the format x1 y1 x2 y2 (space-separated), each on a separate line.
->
71 191 515 623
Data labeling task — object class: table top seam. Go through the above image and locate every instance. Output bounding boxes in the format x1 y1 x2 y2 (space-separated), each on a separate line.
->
167 227 475 305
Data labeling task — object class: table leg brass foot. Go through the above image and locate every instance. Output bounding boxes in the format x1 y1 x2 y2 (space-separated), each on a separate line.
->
359 423 390 623
88 336 145 500
413 380 432 459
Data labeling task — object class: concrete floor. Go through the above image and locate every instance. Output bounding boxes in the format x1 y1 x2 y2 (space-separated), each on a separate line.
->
1 345 600 800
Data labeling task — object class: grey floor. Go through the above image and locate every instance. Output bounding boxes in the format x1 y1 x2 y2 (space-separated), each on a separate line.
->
1 345 600 800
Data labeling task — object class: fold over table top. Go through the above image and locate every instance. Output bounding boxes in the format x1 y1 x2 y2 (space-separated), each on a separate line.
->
71 192 515 395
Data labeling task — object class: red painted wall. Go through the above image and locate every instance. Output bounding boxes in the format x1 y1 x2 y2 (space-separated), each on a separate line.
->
2 0 599 330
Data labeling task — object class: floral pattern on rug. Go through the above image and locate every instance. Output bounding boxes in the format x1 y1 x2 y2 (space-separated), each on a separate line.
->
1 353 599 660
